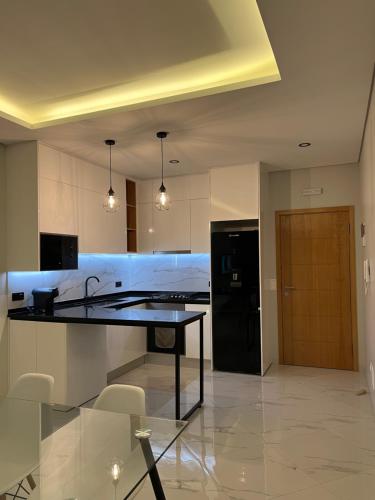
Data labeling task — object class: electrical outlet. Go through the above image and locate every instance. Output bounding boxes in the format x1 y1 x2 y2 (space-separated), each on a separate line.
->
12 292 24 301
115 281 122 288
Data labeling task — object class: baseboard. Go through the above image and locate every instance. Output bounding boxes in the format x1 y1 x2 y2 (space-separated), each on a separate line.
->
145 352 211 369
107 355 146 382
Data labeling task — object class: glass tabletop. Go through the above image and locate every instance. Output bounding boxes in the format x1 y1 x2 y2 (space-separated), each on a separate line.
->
0 396 187 499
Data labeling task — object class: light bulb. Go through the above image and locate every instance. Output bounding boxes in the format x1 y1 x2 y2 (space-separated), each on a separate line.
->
104 189 120 213
108 458 124 484
155 185 170 211
111 463 121 482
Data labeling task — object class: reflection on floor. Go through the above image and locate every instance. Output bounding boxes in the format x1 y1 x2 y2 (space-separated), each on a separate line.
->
114 363 375 500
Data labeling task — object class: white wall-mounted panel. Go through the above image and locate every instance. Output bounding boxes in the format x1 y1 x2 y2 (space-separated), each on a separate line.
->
210 163 260 221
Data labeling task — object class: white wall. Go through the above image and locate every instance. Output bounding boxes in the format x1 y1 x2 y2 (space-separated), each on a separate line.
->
259 166 276 373
267 163 364 368
360 84 375 405
0 144 8 394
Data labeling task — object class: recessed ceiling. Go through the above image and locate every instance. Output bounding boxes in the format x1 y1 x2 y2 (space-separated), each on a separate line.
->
0 0 279 128
0 0 374 178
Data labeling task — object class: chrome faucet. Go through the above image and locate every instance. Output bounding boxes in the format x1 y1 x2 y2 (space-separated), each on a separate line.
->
84 276 100 299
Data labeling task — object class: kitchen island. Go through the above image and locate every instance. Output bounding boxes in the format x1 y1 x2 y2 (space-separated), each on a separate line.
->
9 299 206 420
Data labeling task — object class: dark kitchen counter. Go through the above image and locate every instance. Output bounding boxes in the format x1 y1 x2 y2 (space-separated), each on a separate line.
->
8 290 209 327
9 304 205 328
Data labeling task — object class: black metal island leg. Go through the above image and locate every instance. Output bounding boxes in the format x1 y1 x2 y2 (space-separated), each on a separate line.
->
175 318 204 421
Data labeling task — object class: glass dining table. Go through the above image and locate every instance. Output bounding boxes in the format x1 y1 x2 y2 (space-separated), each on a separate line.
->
0 396 188 500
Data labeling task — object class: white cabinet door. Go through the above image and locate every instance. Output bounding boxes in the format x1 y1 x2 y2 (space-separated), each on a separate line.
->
36 322 67 403
79 188 126 253
137 203 154 253
107 304 147 372
185 305 211 360
153 200 190 252
137 180 153 203
187 174 209 200
39 177 79 235
210 164 260 221
152 177 188 201
9 321 37 388
190 199 210 253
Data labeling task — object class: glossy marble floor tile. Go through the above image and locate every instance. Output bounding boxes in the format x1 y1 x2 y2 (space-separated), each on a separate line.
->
113 363 375 499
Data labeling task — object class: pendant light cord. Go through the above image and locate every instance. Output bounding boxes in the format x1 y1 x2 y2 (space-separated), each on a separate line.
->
109 143 113 189
160 136 164 184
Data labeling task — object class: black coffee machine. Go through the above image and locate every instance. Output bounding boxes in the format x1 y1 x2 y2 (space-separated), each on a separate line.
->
32 288 59 313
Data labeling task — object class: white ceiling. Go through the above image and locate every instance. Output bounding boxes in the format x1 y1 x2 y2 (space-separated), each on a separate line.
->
0 0 374 179
0 0 279 127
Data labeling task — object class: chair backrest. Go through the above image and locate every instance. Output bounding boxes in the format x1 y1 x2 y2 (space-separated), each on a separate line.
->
93 384 146 416
8 373 54 403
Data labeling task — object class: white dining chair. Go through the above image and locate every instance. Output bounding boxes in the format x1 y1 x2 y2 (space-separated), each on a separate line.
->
93 384 146 415
3 373 54 499
93 384 147 499
8 373 54 403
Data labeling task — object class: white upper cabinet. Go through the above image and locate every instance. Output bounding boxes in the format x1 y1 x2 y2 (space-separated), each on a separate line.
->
137 179 153 204
210 163 260 221
137 202 154 253
137 174 210 253
39 177 79 235
187 174 209 200
78 188 126 254
153 200 190 252
152 176 189 201
190 199 210 253
6 142 127 270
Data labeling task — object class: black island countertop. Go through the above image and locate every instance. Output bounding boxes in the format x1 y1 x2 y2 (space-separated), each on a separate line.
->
9 304 205 328
8 290 209 327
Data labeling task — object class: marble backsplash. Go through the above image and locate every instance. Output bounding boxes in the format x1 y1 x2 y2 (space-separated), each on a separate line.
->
8 253 210 309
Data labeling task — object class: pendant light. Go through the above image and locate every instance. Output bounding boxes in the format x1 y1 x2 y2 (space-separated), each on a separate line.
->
155 131 171 211
103 139 120 213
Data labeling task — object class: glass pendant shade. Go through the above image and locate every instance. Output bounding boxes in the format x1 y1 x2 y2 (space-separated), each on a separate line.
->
155 131 171 211
103 139 120 213
155 183 171 211
103 187 120 212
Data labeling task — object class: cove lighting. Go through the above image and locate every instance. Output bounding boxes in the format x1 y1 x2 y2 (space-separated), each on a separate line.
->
0 1 279 128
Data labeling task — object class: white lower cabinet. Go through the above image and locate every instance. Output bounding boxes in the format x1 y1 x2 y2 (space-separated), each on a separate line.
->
185 304 211 360
9 320 107 406
106 304 147 373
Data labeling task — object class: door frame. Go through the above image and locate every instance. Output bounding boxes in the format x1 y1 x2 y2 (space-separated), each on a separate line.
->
275 205 358 370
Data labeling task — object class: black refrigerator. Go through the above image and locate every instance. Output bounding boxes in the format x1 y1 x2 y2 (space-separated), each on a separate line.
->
211 220 261 375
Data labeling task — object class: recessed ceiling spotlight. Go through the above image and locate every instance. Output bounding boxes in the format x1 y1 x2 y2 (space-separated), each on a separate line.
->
298 142 311 147
169 159 180 164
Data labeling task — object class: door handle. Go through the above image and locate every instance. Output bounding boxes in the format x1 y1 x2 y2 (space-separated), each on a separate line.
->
284 286 296 290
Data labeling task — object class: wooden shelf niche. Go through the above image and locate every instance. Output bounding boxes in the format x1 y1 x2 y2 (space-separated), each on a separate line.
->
126 179 137 252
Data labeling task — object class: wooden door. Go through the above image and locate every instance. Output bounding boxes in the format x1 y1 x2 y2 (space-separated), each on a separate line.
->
276 207 357 370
